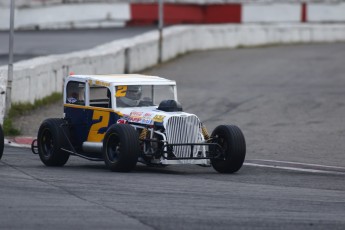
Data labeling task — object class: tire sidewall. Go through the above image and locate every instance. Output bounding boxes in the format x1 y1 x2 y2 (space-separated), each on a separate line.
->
103 130 121 166
37 119 69 166
211 125 246 173
103 124 139 172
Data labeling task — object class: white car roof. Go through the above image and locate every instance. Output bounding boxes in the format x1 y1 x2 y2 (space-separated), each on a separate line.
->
68 74 176 86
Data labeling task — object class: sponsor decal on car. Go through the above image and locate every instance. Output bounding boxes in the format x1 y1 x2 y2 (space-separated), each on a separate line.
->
140 118 154 125
125 111 160 125
153 115 165 123
88 80 111 87
67 97 78 104
143 113 153 118
130 111 143 117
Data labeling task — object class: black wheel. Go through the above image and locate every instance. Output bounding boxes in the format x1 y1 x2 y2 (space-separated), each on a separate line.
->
103 124 139 172
211 125 246 173
37 118 70 166
0 124 4 160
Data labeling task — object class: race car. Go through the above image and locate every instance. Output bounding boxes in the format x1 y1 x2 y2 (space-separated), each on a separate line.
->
0 124 3 159
32 74 246 173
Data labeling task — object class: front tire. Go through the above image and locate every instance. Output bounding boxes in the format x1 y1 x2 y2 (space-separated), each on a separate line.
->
103 124 139 172
211 125 246 173
0 124 4 159
37 118 70 166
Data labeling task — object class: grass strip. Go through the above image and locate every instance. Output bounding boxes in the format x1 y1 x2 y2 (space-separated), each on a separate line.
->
4 92 62 136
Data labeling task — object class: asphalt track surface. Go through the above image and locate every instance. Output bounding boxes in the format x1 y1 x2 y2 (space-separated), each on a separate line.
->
0 27 155 66
2 43 345 229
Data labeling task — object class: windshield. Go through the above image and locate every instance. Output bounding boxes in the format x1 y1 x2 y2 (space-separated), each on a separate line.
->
115 85 176 108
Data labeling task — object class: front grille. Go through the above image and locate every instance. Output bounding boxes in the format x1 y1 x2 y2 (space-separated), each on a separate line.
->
165 115 203 158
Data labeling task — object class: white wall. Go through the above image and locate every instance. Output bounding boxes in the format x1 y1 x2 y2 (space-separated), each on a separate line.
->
308 3 345 22
242 3 302 23
0 7 11 29
0 3 130 30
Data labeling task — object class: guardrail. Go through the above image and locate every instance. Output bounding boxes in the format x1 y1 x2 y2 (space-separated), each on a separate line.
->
1 23 345 123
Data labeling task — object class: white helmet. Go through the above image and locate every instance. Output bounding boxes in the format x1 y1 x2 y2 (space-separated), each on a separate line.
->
118 85 142 107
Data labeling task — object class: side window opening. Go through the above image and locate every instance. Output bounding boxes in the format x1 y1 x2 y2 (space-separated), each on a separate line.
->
89 86 111 108
66 81 85 105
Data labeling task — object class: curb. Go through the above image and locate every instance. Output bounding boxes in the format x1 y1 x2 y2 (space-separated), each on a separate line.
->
5 136 35 148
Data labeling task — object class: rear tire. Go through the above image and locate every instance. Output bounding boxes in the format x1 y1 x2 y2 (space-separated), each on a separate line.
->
211 125 246 173
103 124 139 172
37 118 70 166
0 124 4 160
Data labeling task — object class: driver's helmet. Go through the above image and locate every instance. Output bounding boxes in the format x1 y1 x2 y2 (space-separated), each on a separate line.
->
118 85 142 107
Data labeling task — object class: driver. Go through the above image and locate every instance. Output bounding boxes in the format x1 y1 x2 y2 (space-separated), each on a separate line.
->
116 85 142 107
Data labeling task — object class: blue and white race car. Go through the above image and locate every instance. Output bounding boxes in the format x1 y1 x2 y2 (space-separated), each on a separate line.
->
33 74 246 173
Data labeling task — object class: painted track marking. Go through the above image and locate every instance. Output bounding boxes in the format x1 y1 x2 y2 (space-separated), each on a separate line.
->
244 159 345 175
250 159 345 170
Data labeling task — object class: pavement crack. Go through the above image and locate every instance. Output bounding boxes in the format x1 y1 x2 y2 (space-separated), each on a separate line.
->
202 96 261 123
1 161 157 230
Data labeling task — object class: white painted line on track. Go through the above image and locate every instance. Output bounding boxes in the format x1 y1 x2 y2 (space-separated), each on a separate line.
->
244 162 345 175
250 159 345 170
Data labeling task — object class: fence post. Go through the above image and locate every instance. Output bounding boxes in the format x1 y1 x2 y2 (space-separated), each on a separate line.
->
6 0 15 115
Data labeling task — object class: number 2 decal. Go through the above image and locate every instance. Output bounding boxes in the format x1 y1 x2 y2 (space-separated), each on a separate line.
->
116 85 127 97
87 110 110 142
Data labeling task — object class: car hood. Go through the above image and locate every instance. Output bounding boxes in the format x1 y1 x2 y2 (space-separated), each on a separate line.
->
116 106 199 127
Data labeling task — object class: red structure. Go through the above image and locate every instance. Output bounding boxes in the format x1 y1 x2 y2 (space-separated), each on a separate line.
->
129 3 242 25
